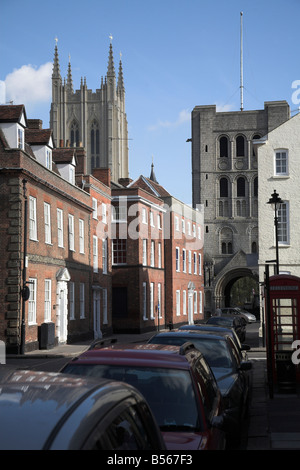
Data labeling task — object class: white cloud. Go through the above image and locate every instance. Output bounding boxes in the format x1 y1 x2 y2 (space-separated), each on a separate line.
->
215 102 236 112
148 109 190 131
0 81 6 104
5 63 52 105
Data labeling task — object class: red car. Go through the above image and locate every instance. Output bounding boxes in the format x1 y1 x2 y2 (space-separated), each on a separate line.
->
61 342 226 450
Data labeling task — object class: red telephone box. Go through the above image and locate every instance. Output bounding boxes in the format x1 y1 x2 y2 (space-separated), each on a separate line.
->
265 274 300 394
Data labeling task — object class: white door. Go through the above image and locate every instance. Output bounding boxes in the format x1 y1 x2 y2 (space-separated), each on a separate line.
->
57 281 68 343
93 289 102 339
188 292 194 325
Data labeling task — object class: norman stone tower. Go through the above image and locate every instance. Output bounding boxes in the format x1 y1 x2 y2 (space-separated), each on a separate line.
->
191 101 290 315
50 38 129 182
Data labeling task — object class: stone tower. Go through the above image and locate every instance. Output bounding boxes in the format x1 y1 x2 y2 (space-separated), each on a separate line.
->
191 101 290 315
50 38 129 182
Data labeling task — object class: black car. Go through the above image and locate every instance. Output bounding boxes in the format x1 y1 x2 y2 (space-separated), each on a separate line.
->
0 368 166 450
206 315 246 342
148 330 252 446
179 323 250 355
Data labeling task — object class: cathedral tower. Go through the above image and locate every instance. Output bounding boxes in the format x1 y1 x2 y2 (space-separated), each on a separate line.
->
50 38 129 182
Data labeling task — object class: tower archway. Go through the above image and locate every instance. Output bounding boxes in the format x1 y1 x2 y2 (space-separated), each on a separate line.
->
214 267 258 309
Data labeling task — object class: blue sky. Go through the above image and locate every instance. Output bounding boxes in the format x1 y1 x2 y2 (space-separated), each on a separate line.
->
1 0 300 204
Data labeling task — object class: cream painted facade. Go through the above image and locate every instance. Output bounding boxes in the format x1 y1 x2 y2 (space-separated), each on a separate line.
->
256 111 300 331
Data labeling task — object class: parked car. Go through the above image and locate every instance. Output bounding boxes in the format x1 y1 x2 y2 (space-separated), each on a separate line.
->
220 307 256 323
61 342 227 450
148 330 252 446
205 315 247 343
0 368 166 450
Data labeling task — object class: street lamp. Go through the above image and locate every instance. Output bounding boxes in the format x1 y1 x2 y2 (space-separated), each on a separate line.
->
267 190 283 275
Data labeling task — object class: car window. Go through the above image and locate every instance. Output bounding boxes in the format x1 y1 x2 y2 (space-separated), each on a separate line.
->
226 337 241 367
63 364 203 432
194 357 219 422
85 405 154 450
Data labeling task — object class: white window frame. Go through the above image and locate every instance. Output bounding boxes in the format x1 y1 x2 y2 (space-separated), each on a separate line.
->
142 207 147 224
275 149 288 176
158 242 162 269
103 289 108 324
175 216 179 231
194 291 197 314
183 290 187 315
182 219 185 233
199 291 203 314
176 290 180 316
46 149 52 170
188 250 192 274
44 279 51 322
79 219 85 254
18 128 24 150
157 214 162 230
176 247 180 272
92 198 98 219
142 239 147 266
142 282 147 320
28 278 37 325
29 196 37 241
158 283 162 318
57 208 64 248
194 252 197 274
44 202 51 244
69 282 75 320
102 203 107 224
150 282 154 319
80 283 85 319
150 241 155 267
150 211 154 227
102 238 108 274
199 253 202 275
278 201 290 245
182 248 186 272
68 214 75 251
93 235 98 273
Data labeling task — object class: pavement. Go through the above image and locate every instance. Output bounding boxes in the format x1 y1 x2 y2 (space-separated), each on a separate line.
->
8 324 300 451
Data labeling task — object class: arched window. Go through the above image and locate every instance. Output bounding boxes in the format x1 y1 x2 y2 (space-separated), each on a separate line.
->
70 121 79 147
220 178 228 197
220 227 233 254
254 177 258 197
91 120 100 169
237 177 245 197
252 135 261 156
219 136 228 158
236 135 245 157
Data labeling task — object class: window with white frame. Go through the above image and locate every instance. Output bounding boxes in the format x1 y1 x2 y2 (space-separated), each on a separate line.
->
198 253 202 275
80 283 85 318
183 290 187 315
112 205 127 221
112 239 127 264
199 291 203 314
79 219 85 254
93 235 98 272
182 249 186 272
44 279 51 322
157 214 162 229
142 207 147 224
46 149 52 170
142 239 147 266
150 211 154 227
278 201 289 245
102 203 107 224
69 166 75 184
182 219 185 233
92 198 98 219
187 222 191 236
193 224 196 238
28 278 37 324
44 202 51 244
175 216 179 231
68 214 75 251
275 149 288 176
194 252 197 274
102 238 108 274
69 282 75 320
150 241 155 267
57 208 64 247
103 289 108 324
29 196 37 240
176 290 180 316
158 243 162 269
150 283 154 319
18 128 24 150
142 282 147 320
198 226 201 240
158 283 162 318
188 250 192 274
176 247 180 271
194 291 197 314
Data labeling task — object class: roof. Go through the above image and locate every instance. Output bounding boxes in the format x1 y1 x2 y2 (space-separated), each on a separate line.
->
70 342 199 369
53 148 77 165
0 104 27 124
129 175 171 198
25 128 53 146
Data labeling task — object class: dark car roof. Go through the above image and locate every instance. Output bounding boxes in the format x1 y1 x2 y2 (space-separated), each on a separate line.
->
149 330 229 341
180 324 234 333
69 342 202 370
0 368 146 450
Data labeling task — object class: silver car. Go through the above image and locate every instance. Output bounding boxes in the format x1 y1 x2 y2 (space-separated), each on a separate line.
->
220 307 256 323
0 368 166 450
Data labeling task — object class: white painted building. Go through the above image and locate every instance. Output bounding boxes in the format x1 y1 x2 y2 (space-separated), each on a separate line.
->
255 111 300 334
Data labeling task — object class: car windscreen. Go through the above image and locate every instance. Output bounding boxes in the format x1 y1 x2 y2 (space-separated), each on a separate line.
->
62 364 203 432
150 336 233 369
206 317 233 327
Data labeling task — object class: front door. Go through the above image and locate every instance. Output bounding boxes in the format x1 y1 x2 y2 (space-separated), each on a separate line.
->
57 281 68 343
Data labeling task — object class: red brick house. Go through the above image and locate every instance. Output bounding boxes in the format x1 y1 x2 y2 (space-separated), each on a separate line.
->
0 105 112 353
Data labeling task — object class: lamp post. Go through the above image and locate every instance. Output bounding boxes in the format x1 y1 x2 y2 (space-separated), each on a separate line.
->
267 190 282 275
